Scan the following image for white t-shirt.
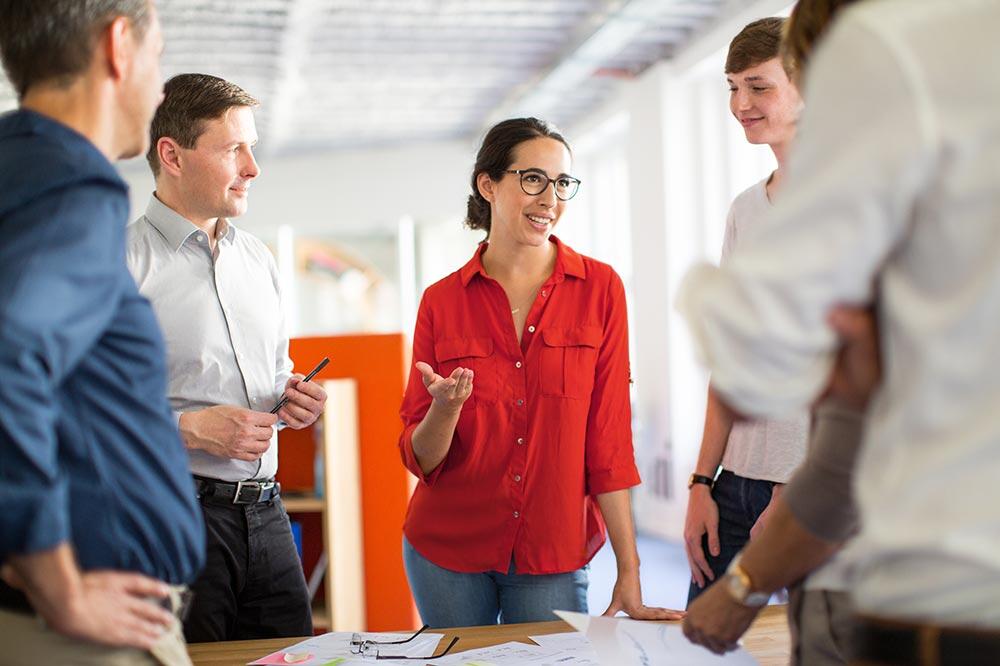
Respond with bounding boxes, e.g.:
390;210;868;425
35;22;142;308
718;179;809;484
679;0;1000;625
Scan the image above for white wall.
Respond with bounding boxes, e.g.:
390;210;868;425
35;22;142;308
120;139;474;242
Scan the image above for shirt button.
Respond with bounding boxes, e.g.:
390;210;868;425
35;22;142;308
513;511;520;518
541;290;547;297
514;475;521;482
516;399;524;406
515;361;522;368
196;234;205;242
527;325;536;333
516;438;524;445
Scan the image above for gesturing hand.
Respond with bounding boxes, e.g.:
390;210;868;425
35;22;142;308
415;361;474;411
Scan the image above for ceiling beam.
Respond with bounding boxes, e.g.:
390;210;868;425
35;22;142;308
482;0;679;130
262;0;324;154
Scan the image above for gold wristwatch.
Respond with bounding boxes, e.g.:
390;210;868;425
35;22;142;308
724;553;769;608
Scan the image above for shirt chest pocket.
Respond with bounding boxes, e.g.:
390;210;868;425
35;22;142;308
434;336;497;408
229;269;280;341
539;326;602;399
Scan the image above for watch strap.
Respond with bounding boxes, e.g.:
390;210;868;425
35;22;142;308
725;554;770;608
688;473;715;489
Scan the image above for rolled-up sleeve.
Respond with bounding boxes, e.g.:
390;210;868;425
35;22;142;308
785;402;864;542
676;16;933;418
398;294;445;486
0;185;123;559
585;271;640;495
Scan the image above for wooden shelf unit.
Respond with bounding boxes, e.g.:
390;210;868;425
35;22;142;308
281;495;325;513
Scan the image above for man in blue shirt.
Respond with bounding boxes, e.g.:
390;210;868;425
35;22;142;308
0;1;204;663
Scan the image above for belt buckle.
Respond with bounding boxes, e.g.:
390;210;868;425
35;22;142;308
233;480;265;504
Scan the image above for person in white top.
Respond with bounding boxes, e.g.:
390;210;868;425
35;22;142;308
687;5;866;664
683;17;808;606
679;0;1000;660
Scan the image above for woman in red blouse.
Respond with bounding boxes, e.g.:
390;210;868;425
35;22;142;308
398;117;682;627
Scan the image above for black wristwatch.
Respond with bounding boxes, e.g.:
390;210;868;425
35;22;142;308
688;473;715;490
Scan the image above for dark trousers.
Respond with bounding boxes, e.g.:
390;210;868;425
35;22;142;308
184;496;312;642
686;469;774;606
851;615;1000;666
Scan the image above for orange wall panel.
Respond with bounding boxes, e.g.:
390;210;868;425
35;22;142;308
277;333;415;631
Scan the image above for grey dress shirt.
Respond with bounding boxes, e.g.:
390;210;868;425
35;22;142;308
127;194;293;481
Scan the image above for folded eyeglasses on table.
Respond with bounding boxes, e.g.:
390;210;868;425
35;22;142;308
349;624;459;660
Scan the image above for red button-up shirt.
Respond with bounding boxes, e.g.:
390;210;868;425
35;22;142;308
399;236;641;575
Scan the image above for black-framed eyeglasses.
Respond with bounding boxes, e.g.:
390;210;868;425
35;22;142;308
349;624;459;660
505;168;581;201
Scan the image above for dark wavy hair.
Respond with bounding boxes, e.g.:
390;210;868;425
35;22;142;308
465;117;571;235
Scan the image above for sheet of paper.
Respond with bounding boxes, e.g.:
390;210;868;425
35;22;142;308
528;631;600;664
529;631;590;648
434;640;598;666
248;630;445;666
555;611;758;665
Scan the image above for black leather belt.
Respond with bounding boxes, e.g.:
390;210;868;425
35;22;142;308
194;476;280;505
854;615;1000;665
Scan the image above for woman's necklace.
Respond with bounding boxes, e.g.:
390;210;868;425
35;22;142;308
511;293;538;315
510;283;548;315
509;295;529;316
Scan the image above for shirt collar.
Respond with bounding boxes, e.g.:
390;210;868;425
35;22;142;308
458;235;586;287
144;193;236;252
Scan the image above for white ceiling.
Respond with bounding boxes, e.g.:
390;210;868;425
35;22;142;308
0;0;754;155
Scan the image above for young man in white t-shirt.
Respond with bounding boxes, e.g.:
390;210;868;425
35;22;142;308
683;17;806;605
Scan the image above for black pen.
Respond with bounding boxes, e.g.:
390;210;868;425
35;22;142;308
270;357;330;414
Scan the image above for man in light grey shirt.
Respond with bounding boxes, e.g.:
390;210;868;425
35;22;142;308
127;74;327;642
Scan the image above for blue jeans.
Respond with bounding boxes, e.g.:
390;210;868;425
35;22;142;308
402;536;588;627
686;470;774;607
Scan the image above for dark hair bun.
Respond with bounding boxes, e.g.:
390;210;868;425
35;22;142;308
465;193;490;231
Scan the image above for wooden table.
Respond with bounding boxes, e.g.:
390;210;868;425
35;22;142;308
189;604;790;665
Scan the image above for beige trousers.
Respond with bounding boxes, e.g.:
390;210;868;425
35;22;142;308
0;587;191;666
788;585;854;666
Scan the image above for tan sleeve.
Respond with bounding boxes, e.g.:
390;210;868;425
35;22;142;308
783;402;865;542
